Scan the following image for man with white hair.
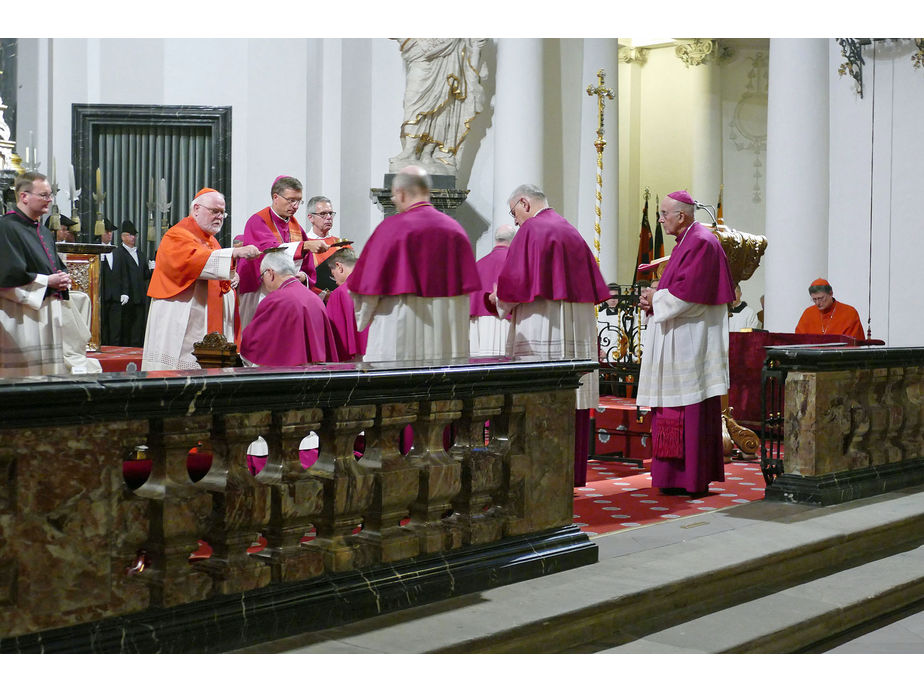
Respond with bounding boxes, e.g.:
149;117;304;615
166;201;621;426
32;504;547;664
240;251;338;367
636;190;735;496
492;184;610;486
469;223;515;357
141;187;259;371
347;165;479;362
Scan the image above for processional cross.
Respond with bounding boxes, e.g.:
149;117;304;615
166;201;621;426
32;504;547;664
586;69;615;265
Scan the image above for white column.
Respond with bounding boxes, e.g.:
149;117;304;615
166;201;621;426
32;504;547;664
689;59;723;215
576;39;620;284
763;39;830;332
493;39;544;233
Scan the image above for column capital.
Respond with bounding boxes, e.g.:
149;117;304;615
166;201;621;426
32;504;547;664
674;39;715;68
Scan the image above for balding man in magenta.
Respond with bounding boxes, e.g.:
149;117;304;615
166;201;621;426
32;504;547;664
636;190;735;496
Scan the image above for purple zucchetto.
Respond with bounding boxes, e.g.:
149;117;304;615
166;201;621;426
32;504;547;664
667;190;695;205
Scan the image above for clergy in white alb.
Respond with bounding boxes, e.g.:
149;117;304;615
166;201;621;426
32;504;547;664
492;184;609;487
141;188;260;371
0;172;73;376
636;190;735;495
347;167;480;363
469;224;514;357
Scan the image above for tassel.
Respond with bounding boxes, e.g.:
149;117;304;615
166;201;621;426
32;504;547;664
48;211;61;231
71;216;81;233
94;216;106;237
654;411;684;459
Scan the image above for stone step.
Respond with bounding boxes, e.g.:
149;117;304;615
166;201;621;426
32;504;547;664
599;544;924;653
235;487;924;653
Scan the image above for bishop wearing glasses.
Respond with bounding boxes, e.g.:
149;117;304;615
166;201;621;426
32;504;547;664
141;188;260;372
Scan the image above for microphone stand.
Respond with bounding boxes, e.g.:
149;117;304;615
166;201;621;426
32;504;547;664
694;201;719;228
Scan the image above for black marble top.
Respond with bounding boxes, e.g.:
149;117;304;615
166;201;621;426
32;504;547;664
0;357;597;429
764;344;924;372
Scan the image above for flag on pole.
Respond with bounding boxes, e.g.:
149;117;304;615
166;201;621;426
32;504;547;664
653;194;665;260
632;191;654;284
716;184;724;225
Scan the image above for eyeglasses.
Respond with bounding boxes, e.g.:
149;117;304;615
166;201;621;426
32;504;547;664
309;210;336;218
508;199;523;218
260;268;274;280
198;204;228;219
659;210;681;219
28;191;55;201
276;194;302;207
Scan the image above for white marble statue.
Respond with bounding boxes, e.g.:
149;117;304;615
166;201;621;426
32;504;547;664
389;38;488;177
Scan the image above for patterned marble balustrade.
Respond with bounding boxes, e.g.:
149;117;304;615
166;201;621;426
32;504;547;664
0;357;598;652
762;345;924;505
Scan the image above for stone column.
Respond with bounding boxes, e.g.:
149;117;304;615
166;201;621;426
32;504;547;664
493;38;544;230
764;39;830;332
689;59;723;215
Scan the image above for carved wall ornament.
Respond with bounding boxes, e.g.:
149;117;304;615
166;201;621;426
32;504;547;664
729;52;768;203
618;46;648;66
674;39;715;68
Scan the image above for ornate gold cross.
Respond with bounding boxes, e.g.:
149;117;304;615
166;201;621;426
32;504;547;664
586;69;615;152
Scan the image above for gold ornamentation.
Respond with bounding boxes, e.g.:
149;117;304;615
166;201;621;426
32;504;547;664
913;39;924;69
585;69;615;267
712;226;768;285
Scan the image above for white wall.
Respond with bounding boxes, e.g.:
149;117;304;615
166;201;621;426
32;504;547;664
828;40;924;346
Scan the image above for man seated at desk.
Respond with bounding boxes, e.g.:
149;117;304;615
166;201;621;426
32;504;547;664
794;278;864;340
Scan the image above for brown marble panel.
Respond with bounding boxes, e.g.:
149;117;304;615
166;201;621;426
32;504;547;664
514;390;575;532
0;421;150;637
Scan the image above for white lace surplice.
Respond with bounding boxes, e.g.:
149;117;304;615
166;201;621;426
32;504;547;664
499;297;599;410
354;293;470;363
0;274;66;377
141;249;235;371
636;289;729;408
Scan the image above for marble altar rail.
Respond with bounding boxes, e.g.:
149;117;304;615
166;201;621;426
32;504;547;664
0;358;598;652
762;345;924;505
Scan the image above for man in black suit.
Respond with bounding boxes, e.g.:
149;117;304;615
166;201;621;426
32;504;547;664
116;220;152;347
99;218;121;345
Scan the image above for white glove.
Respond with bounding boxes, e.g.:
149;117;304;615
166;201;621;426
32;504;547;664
120;295;129;305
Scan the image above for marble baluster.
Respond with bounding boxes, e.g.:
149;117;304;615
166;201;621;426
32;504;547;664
194;412;273;594
445;394;506;547
355;402;420;565
866;368;890;467
308;405;377;573
261;409;326;583
138;415;213;608
884;367;906;464
407;399;463;554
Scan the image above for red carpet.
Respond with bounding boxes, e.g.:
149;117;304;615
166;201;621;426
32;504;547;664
574;457;766;537
91;345;143;372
